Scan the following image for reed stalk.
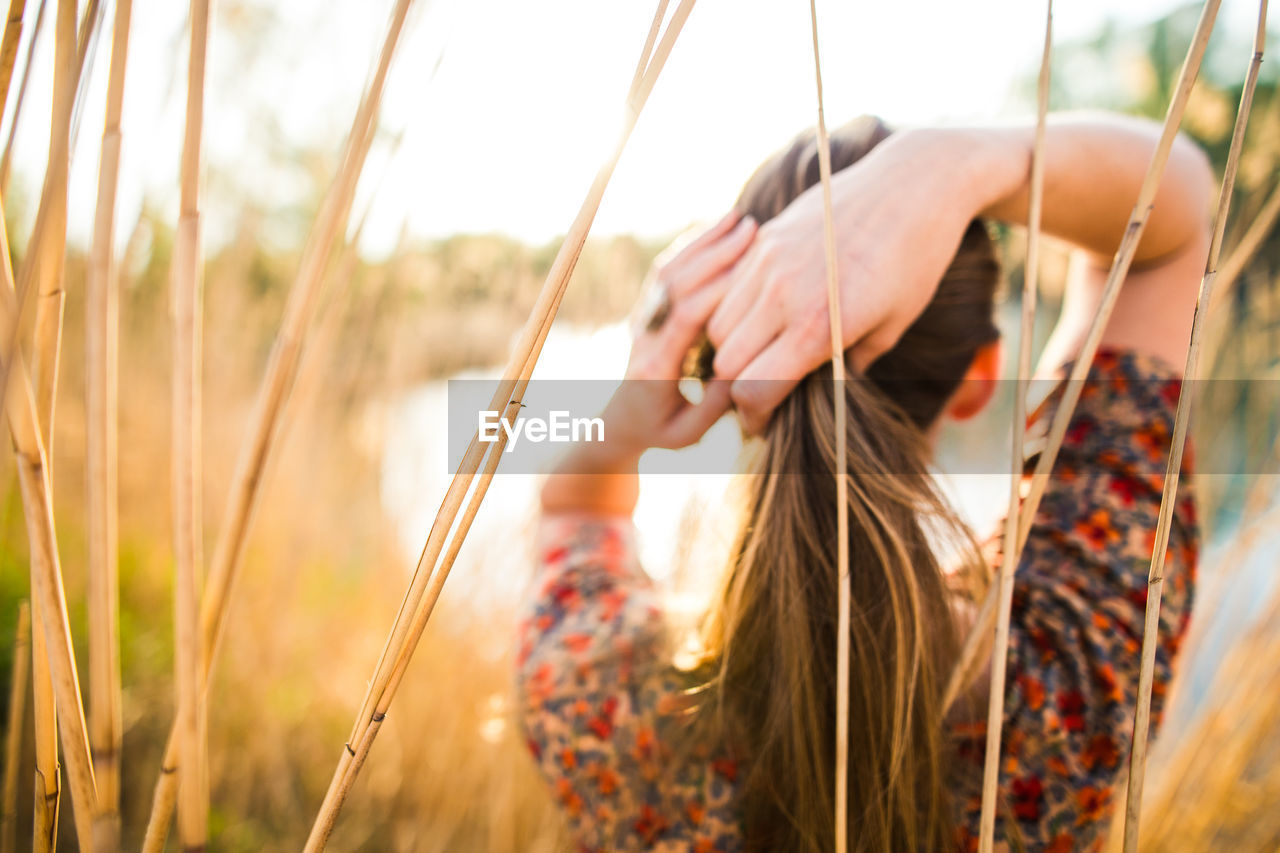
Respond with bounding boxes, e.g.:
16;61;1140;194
945;0;1223;713
977;5;1051;851
305;398;518;853
1163;426;1280;723
29;614;56;853
26;0;74;454
68;0;105;149
1121;4;1266;848
11;6;76;846
139;4;412;849
626;0;667;105
171;0;212;848
0;0;42;192
1208;179;1280;316
0;0;27;118
0;600;29;853
0;196;95;853
304;3;696;847
85;0;131;847
805;3;848;849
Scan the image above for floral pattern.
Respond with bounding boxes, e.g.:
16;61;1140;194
516;348;1198;852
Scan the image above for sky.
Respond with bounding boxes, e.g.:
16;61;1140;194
4;0;1272;256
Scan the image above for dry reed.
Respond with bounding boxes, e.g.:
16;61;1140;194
0;0;27;117
303;2;697;847
1121;2;1267;848
1209;178;1280;315
27;0;74;454
67;0;105;151
0;197;96;853
0;600;29;853
804;2;849;849
85;0;132;847
945;0;1223;712
2;3;80;848
139;2;414;849
0;0;42;192
978;4;1051;850
1168;424;1280;691
171;0;212;849
29;613;55;853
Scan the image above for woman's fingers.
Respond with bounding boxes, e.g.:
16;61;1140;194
730;330;823;434
663;215;757;300
710;296;784;381
663;379;733;447
649;270;732;376
705;252;763;348
684;209;740;254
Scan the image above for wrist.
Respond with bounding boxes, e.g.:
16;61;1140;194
553;433;644;476
541;440;641;516
894;125;1032;221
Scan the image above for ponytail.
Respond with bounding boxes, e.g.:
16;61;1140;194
685;115;1001;851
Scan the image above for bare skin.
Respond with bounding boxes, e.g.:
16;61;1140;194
541;111;1213;518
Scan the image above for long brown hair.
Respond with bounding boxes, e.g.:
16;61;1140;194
689;116;1001;852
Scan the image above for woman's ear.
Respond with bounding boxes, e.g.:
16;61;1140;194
943;339;1003;421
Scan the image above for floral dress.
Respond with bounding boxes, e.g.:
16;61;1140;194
515;349;1199;852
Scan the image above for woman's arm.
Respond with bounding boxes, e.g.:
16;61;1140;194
706;112;1214;430
539;213;751;516
975;113;1212;264
540;441;642;516
969;113;1214;374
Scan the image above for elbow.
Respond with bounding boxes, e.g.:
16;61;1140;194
1140;130;1214;264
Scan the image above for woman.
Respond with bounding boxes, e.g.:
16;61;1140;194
517;113;1207;851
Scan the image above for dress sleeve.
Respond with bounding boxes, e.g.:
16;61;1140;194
515;514;672;850
957;349;1201;851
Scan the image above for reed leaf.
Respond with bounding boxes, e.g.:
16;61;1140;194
0;0;43;192
171;0;213;849
0;0;27;118
978;4;1051;851
804;2;850;849
0;600;29;853
85;0;132;847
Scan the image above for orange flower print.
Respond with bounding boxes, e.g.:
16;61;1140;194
1075;785;1111;824
1081;733;1120;770
1057;689;1087;733
1108;475;1142;507
633;804;669;843
711;757;739;783
1076;508;1120;550
1018;674;1046;711
1046;832;1076;853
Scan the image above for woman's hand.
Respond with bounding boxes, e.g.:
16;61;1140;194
539;212;755;515
704;115;1213;433
706;128;998;434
